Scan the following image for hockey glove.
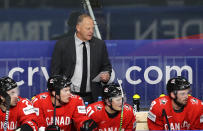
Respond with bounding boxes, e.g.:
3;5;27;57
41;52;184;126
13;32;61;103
19;124;33;131
81;119;97;131
45;125;60;131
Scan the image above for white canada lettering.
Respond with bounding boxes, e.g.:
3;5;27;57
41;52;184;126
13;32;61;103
0;121;17;130
164;121;190;130
46;116;71;126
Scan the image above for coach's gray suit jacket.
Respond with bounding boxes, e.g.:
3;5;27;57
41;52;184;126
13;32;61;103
51;36;112;101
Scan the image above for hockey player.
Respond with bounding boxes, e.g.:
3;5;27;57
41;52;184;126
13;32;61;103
147;76;203;130
86;83;136;131
31;75;97;131
0;76;38;131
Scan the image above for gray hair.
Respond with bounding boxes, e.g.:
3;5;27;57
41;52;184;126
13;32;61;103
76;14;92;25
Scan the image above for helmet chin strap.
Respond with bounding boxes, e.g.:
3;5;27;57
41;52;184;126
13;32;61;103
58;96;64;105
53;90;64;106
55;95;64;106
108;99;120;112
109;104;119;112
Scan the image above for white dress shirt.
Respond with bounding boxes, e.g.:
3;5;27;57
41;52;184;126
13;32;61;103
71;34;91;92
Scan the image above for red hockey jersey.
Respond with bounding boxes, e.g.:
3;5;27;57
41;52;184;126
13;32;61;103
147;95;203;130
86;101;136;131
0;97;38;131
31;92;89;131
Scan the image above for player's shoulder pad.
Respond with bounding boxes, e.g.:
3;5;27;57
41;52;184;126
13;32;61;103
188;96;201;106
149;96;170;111
70;94;83;101
31;92;49;103
124;104;133;111
16;97;36;115
37;92;49;99
158;96;169;105
18;97;30;103
89;101;104;112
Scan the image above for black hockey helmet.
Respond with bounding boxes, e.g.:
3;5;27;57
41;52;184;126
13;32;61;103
0;77;17;97
103;83;122;100
47;75;72;95
167;76;190;94
0;77;17;105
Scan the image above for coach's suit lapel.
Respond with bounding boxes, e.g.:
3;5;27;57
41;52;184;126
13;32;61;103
69;36;76;63
89;38;95;79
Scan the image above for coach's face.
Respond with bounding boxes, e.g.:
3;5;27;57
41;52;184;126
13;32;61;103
76;17;94;42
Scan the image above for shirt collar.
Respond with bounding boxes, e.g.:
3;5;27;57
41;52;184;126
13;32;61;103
75;33;83;46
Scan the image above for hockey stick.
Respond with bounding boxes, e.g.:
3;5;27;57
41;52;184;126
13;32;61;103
53;94;57;126
117;79;124;131
4;110;9;131
46;94;60;131
4;95;11;131
162;109;170;130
